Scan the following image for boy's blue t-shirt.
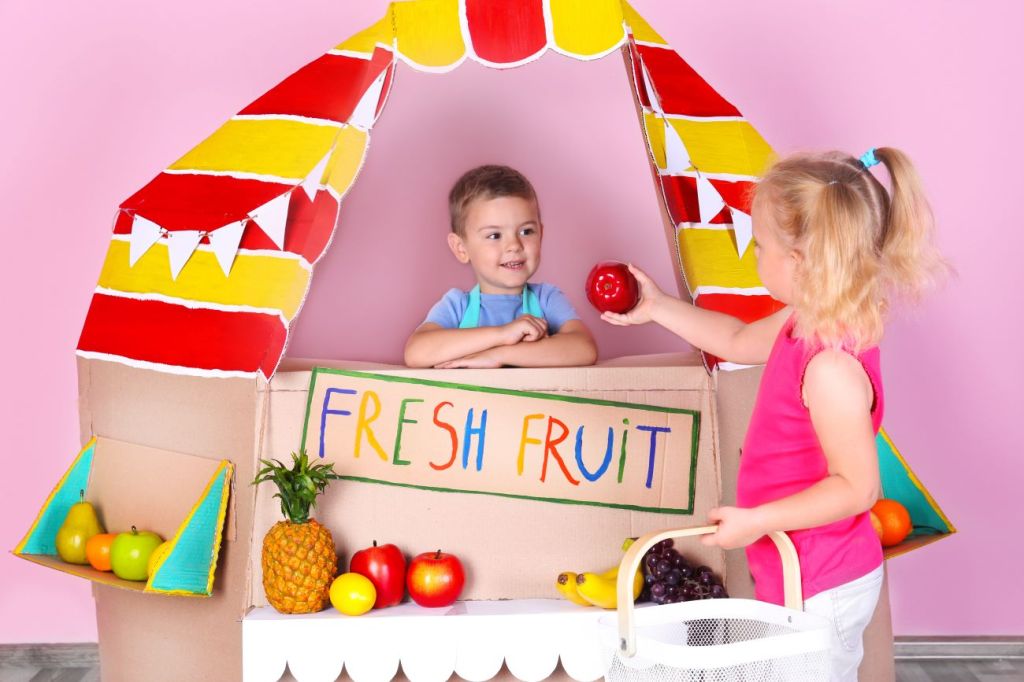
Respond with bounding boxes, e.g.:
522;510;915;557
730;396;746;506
423;283;579;333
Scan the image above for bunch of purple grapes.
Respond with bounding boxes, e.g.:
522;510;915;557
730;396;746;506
639;539;727;604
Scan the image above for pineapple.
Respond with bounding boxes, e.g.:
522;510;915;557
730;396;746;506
253;450;341;614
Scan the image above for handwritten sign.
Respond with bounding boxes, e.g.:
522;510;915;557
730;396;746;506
301;369;701;514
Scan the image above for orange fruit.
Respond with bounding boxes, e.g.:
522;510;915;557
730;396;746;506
869;512;884;541
85;533;116;572
871;499;912;547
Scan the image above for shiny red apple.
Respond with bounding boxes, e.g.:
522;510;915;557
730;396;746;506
350;540;406;608
406;550;465;608
586;261;639;314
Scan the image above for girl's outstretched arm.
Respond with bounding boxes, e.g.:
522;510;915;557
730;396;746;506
601;264;791;365
702;349;880;549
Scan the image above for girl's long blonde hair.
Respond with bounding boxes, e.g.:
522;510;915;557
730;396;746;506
753;147;946;350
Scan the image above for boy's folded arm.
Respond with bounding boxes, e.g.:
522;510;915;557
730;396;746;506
404;322;510;368
489;319;598;368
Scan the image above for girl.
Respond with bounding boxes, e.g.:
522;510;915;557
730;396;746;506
603;148;945;680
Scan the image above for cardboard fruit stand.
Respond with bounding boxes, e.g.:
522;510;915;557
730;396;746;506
13;1;954;681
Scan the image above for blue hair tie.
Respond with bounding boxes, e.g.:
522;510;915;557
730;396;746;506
859;148;880;169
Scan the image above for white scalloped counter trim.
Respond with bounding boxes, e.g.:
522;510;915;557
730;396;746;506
243;600;614;682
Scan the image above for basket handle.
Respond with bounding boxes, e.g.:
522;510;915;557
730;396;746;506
616;526;802;657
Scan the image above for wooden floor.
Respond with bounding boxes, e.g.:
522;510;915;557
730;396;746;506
2;660;1024;681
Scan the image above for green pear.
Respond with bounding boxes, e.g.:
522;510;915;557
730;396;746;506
55;491;104;564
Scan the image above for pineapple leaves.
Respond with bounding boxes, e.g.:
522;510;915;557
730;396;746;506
251;450;342;524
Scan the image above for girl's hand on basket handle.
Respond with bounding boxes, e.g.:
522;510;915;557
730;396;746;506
701;506;767;550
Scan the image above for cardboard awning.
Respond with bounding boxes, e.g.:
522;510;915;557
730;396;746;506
76;0;778;380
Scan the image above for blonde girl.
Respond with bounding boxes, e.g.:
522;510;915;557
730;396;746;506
604;148;944;680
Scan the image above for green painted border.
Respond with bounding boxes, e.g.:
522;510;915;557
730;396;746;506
300;367;702;515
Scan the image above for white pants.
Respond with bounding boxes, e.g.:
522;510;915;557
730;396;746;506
803;565;884;682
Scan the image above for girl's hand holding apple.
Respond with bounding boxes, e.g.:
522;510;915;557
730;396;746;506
598;264;664;327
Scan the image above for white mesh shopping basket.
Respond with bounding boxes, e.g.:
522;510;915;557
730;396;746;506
599;526;831;682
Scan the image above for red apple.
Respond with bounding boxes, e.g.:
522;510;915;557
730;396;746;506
407;550;465;608
586;261;639;314
349;540;406;608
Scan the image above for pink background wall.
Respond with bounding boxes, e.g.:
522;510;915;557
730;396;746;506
1;0;1020;642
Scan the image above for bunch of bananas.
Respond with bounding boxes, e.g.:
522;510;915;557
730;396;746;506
554;538;642;609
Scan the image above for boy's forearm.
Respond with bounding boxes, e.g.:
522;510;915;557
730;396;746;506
490;331;597;367
405;327;507;367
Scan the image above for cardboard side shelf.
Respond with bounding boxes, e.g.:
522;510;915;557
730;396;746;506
13;436;233;596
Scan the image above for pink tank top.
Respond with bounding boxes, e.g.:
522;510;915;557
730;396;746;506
737;314;884;606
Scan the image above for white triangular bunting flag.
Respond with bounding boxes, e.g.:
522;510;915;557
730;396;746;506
300;150;332;201
250;192;291;249
129;214;163;266
165;229;203;280
664;119;691;173
729;206;754;256
641;62;662;114
696;172;726;225
350;69;388;130
208;219;247;276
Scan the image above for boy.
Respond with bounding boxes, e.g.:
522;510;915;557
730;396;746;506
404;165;598;368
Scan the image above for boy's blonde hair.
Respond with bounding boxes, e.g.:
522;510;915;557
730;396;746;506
754;148;946;350
449;165;539;236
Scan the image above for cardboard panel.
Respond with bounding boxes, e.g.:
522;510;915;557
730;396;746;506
252;356;725;606
78;359;260;681
304;369;701;514
14;436;231;597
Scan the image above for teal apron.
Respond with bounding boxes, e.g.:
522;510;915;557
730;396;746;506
458;284;543;329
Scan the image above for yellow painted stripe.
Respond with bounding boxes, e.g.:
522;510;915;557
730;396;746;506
677;228;763;290
550;0;625;57
880;429;957;533
668;118;774;177
621;1;667;44
326;125;369;197
14;438;97;555
100;241;310;320
393;0;466;69
643;111;667;168
335;8;394;54
168;119;339;180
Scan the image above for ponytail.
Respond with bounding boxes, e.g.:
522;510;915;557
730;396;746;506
873;147;948;303
755;147;947;350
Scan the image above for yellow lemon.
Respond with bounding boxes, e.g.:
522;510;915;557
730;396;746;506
330;573;376;616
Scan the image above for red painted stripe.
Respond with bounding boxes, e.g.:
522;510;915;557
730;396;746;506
466;0;547;64
637;45;741;117
627;41;652;110
660;176;756;224
77;293;287;378
375;63;396;120
695;292;784;323
710;178;757;215
695;293;785;369
279;190;339;264
114;176;337;261
239;50;392;123
119;173;293;233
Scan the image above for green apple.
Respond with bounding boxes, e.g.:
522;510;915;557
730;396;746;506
110;526;163;581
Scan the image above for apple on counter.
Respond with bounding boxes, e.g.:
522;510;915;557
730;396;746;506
407;550;465;608
350;540;406;609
